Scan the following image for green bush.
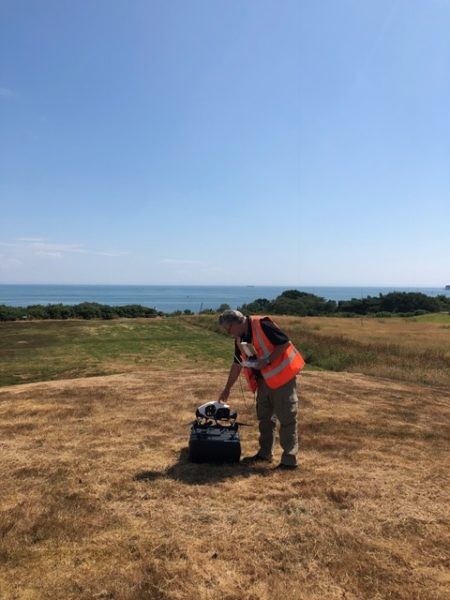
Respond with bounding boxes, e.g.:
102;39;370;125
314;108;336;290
240;290;336;317
0;302;160;321
0;305;22;321
338;292;444;315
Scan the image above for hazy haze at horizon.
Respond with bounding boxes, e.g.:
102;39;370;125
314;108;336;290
1;1;449;286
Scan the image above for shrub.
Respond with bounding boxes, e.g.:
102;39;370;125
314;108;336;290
240;291;336;317
217;303;231;313
0;305;22;321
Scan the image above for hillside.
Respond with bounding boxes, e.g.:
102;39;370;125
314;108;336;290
1;368;449;600
1;315;449;389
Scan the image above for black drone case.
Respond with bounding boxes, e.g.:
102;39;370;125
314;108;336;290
189;423;241;463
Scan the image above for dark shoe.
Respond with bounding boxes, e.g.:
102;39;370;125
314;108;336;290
274;463;298;471
242;453;273;464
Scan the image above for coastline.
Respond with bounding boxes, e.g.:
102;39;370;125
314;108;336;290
0;284;449;313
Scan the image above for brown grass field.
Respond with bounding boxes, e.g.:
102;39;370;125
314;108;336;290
1;361;450;599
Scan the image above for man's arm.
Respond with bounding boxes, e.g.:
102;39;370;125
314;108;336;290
218;362;242;402
251;340;290;369
266;340;290;364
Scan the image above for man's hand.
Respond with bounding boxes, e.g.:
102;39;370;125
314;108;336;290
218;362;241;403
248;357;269;370
218;388;230;403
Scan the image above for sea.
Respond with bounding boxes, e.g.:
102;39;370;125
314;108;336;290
0;284;449;314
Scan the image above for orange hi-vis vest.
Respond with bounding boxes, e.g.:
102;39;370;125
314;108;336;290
240;316;305;393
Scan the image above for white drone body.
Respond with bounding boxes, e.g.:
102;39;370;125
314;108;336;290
196;401;237;421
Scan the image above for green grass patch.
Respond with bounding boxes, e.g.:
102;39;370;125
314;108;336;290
0;318;232;387
412;312;450;323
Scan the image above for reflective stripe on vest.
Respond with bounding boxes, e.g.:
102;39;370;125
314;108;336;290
263;346;299;382
243;316;304;390
252;321;271;357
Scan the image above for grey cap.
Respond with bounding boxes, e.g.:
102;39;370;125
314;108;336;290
218;309;245;326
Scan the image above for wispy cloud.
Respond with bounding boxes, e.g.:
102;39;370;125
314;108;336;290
17;237;45;243
0;238;128;259
95;251;129;257
0;87;14;97
0;253;22;270
35;251;63;258
31;241;87;254
160;258;203;266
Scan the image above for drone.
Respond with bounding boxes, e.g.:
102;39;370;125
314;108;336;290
190;401;241;462
195;401;237;423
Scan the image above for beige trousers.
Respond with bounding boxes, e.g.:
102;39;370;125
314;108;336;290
256;376;299;466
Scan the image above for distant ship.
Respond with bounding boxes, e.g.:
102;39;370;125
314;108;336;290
446;285;450;290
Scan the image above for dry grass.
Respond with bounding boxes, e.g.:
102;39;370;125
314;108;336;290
1;368;449;599
292;315;450;351
2;316;450;389
271;316;450;388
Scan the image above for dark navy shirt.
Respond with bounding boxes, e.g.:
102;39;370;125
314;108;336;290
233;317;289;364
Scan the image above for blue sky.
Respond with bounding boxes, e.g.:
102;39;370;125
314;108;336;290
1;0;449;286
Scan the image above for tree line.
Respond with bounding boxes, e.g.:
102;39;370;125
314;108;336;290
0;302;162;321
239;290;450;317
1;290;449;321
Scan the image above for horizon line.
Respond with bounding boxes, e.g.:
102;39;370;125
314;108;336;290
0;283;448;288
